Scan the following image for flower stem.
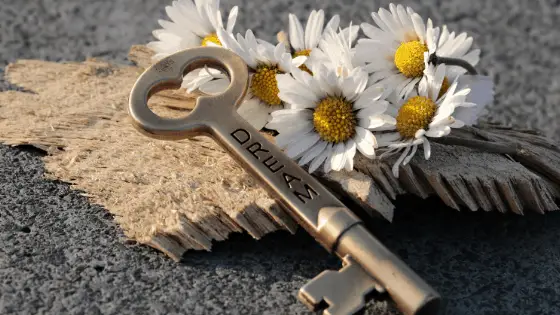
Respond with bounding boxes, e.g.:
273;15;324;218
428;54;478;75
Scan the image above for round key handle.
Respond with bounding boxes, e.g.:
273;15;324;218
128;46;249;141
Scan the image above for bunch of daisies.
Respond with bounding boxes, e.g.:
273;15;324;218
148;0;494;177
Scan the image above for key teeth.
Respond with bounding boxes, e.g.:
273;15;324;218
297;287;327;312
298;257;382;315
298;270;339;312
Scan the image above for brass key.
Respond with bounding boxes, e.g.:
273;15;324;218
128;46;442;315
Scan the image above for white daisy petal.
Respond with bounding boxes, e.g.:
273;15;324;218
278;52;293;73
438;25;450;47
299;141;328;166
270;108;311;118
323;145;334;173
289;13;305;51
410;13;426;43
430;64;447;101
275;123;314;148
304;11;319;49
425;127;447;138
237;99;272;130
378;8;401;39
392;145;412;178
285;133;321;159
423;138;431;159
278;92;316;109
360;114;397;129
425;19;440;53
330;142;347;171
325;15;341;33
355;127;376;158
278;80;318;103
198;78;230;95
226;6;238;33
183;73;213;93
415;129;426;139
309;144;332;173
357;105;392;119
370;124;399;132
291;56;308;68
453;76;494;126
354;92;387;110
341;75;360;100
429;116;455;129
450;119;465;129
266;112;312;130
402;144;419;166
274;42;286;62
376;132;401;147
344;139;357;171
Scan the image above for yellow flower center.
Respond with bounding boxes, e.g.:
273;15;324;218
251;65;282;106
396;96;437;138
394;40;428;78
293;49;312;74
201;33;222;47
438;77;450;99
313;96;357;143
293;49;311;57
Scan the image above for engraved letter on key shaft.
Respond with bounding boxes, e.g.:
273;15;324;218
230;128;319;205
231;129;250;145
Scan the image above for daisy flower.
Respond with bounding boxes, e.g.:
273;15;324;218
376;63;475;177
216;28;307;130
356;3;483;101
286;10;341;73
266;65;395;173
147;0;238;94
355;3;440;98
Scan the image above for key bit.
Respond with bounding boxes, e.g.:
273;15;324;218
128;46;442;315
299;256;385;315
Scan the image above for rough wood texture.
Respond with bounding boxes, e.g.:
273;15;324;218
0;58;298;261
0;46;558;261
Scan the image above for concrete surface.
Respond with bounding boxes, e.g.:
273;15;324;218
1;0;560;314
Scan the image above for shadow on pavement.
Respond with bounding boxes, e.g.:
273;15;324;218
186;195;560;314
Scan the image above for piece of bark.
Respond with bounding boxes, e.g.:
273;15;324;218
0;58;296;261
1;47;559;262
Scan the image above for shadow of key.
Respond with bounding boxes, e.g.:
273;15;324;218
184;194;560;315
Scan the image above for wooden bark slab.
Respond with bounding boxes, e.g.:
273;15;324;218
0;58;299;261
0;46;558;261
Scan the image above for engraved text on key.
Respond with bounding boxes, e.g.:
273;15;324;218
231;128;319;204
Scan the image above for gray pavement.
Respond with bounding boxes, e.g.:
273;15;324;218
1;0;560;314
